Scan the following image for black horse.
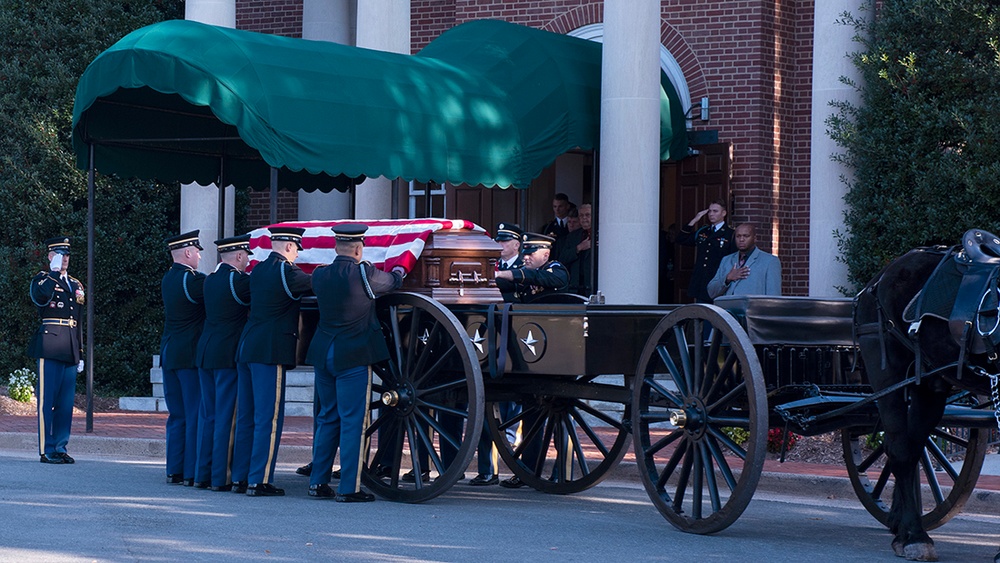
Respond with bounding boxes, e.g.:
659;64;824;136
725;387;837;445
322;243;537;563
854;230;998;561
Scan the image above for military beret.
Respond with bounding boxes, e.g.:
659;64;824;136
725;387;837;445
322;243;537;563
165;230;203;251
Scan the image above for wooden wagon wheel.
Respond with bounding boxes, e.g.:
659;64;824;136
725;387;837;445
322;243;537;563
631;304;768;534
842;398;989;530
483;374;632;494
360;292;484;503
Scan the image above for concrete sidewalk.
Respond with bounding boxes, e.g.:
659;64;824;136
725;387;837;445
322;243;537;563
3;411;999;515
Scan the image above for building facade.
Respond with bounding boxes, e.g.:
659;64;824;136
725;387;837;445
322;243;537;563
184;0;858;299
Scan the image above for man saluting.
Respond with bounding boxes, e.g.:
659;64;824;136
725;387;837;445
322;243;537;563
28;236;85;465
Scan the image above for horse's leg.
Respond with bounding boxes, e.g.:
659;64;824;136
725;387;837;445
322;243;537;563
898;381;946;561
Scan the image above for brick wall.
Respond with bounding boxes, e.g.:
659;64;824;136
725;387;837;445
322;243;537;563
246;190;301;230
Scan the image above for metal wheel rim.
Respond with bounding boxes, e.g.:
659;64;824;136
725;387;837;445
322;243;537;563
484;376;632;494
841;423;987;530
631;304;767;534
361;292;484;502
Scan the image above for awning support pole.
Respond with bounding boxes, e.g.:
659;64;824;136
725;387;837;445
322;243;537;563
391;178;401;219
269;167;278;224
86;143;96;433
591;150;599;295
217;157;226;240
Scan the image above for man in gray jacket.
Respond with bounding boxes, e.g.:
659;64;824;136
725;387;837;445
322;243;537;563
707;224;782;299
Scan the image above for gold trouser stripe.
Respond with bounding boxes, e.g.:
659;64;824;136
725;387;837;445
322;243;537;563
37;359;46;456
354;366;373;493
263;366;284;483
491;443;500;475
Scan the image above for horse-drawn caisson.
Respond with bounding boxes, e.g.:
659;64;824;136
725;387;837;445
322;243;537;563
262;220;994;562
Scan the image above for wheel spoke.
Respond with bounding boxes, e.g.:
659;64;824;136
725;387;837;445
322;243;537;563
645;427;684;458
416;377;468;398
872;464;891;500
646;377;684;409
856;441;885;473
405;420;425;490
672;325;694;396
673;442;694;513
416;398;469;420
705;433;738;491
706;425;748;461
404;307;422;378
925;435;960;482
568;404;610;457
692;319;704;395
699;441;722;513
706;380;746;413
702;351;737;403
564;414;590;478
511;406;546;460
414;407;463;452
389;305;405;373
691;442;704;520
657;344;689;397
656;437;686;491
534;415;557;477
413;417;447;478
700;329;723;396
920;448;946;505
409;321;443;382
570;398;626;431
413;342;458;387
929;427;970;449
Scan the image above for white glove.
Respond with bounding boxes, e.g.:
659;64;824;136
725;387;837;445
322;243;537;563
50;254;63;271
77;361;84;374
392;266;406;277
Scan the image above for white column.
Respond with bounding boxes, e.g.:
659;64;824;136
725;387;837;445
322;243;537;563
809;0;862;295
183;0;236;271
597;3;661;304
299;0;356;221
354;0;410;220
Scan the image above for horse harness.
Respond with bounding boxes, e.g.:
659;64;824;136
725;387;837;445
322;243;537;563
854;229;1000;431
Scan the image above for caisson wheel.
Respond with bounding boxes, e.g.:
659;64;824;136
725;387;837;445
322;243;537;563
631;304;767;534
361;293;484;503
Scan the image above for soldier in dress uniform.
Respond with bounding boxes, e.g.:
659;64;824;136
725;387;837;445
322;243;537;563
493;232;569;488
236;226;312;497
194;234;252;491
306;224;404;502
494;233;569;304
494;222;524;303
28;236;84;465
675;200;735;303
161;230;207;485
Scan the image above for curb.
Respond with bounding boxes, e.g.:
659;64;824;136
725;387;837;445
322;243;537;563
3;431;998;517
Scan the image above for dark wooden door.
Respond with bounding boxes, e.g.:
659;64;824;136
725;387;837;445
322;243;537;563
445;184;522;234
660;142;732;304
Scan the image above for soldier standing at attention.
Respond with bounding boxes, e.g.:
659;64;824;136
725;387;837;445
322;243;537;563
236;227;312;497
306;224;404;502
675;200;734;303
161;231;207;485
194;234;252;492
28;237;84;465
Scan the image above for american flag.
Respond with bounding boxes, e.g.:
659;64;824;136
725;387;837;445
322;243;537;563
248;218;485;274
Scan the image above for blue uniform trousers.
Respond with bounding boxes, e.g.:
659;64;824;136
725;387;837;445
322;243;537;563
475;401;523;476
36;359;76;457
230;363;253;484
246;363;287;485
162;367;201;478
309;343;371;495
210;367;239;487
195;368;216;483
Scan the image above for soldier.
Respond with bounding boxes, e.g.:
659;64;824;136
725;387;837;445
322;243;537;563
236;226;312;497
161;230;207;485
194;234;252;491
28;236;84;465
493;232;569;488
494;222;524;303
306;224;404;502
676;200;735;303
494;233;569;303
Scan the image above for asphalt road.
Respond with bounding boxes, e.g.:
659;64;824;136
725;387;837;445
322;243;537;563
0;449;996;562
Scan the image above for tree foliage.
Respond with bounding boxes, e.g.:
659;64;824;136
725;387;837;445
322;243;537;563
0;0;184;395
829;0;1000;291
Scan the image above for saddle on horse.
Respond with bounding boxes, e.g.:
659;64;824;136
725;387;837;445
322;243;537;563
900;229;1000;375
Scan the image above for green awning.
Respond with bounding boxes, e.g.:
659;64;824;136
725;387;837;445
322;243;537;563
72;18;687;190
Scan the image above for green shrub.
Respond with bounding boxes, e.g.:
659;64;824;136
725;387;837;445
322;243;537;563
828;0;1000;291
7;368;37;403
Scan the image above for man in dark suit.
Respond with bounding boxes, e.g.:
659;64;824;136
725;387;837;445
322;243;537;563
556;203;593;296
306;224;404;502
676;200;734;303
194;234;252;491
538;192;572;240
160;230;207;485
28;236;84;465
236;226;312;497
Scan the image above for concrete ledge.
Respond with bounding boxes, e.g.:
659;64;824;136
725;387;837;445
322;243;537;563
118;397;167;412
